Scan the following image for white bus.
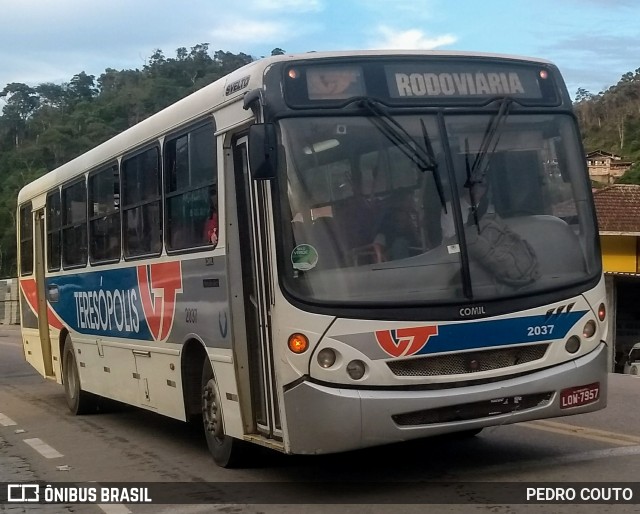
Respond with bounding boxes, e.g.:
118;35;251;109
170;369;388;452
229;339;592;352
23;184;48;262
17;50;608;467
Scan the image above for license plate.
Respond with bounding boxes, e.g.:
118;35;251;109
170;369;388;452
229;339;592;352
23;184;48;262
560;382;600;409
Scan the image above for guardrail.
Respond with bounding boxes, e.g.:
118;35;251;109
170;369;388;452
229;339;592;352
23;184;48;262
0;278;19;325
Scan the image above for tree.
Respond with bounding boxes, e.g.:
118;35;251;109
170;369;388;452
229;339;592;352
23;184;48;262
0;47;262;276
36;83;67;110
68;72;97;103
616;162;640;185
574;88;593;103
0;83;39;147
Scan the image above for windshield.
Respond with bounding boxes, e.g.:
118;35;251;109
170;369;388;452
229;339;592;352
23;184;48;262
277;112;599;305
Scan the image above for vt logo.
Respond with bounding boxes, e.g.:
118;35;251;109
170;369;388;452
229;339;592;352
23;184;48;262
137;262;183;341
375;326;438;357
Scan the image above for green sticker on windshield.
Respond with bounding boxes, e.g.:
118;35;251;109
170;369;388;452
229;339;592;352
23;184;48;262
291;244;319;271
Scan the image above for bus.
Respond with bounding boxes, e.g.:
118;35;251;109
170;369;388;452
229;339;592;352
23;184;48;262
17;50;608;467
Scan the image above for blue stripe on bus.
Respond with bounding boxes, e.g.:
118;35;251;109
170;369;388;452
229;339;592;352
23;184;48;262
46;269;153;340
415;311;589;355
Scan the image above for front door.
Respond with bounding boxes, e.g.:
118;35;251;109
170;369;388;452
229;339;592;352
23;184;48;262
233;137;281;439
33;208;54;377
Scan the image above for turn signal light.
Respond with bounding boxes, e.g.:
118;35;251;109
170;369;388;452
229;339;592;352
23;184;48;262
288;333;309;354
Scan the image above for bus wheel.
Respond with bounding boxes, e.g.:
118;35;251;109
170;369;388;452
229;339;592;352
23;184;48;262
62;336;96;415
201;360;246;467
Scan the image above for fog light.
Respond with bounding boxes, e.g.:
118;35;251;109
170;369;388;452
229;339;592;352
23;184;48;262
583;320;596;338
317;348;336;368
346;359;366;380
288;333;309;354
565;336;581;354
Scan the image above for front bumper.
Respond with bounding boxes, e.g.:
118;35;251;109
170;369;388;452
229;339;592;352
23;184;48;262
283;342;608;454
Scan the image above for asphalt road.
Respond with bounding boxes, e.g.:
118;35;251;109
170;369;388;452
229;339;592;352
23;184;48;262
1;324;640;513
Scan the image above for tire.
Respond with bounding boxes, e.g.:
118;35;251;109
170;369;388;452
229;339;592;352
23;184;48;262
201;359;247;467
62;335;97;415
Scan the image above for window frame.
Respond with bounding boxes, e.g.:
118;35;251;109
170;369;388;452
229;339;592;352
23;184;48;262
121;144;163;260
19;202;34;276
163;121;218;254
88;162;121;266
61;178;88;270
46;189;62;272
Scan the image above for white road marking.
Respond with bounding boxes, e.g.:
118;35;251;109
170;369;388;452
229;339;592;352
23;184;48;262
89;481;132;514
459;443;640;479
23;437;64;458
0;413;17;426
521;419;640;446
97;504;133;514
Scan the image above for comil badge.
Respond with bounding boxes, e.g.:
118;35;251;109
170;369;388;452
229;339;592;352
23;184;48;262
375;326;438;357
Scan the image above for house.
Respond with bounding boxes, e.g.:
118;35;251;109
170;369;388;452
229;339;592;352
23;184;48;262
593;184;640;371
586;150;632;185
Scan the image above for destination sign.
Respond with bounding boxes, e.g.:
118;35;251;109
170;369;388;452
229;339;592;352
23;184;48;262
385;63;545;100
282;59;559;107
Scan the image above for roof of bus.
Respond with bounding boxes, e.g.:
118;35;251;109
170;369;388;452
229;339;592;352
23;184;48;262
17;49;554;204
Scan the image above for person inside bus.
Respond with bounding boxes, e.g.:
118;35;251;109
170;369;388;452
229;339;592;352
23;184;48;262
203;186;219;246
372;195;419;261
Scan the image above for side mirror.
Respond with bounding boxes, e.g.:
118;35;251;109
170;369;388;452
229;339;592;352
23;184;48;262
248;123;277;180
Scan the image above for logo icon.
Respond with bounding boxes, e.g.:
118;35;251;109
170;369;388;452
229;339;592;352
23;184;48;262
375;326;438;357
7;484;39;502
137;262;183;341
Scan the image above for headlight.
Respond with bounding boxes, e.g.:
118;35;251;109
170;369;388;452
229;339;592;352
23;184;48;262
565;336;581;354
317;348;337;368
346;360;366;380
583;320;596;339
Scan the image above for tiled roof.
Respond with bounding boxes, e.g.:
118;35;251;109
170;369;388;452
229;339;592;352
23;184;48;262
586;150;620;158
593;184;640;234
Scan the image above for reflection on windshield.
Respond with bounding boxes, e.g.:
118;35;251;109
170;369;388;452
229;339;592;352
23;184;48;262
278;113;599;305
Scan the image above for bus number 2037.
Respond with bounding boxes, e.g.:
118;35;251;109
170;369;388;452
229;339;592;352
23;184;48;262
527;325;554;336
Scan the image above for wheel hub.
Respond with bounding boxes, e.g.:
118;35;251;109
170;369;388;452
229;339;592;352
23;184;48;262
202;379;223;439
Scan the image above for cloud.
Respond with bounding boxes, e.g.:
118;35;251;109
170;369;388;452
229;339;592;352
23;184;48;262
567;0;636;5
210;20;287;43
540;32;640;93
371;26;457;50
357;0;437;21
249;0;323;12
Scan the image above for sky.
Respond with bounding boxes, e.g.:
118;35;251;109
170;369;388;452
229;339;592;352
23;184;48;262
1;0;639;102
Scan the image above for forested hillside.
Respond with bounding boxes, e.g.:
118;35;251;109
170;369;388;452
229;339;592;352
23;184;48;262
0;45;639;278
0;45;288;277
574;69;640;183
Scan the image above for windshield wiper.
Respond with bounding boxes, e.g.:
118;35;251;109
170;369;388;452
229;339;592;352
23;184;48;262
467;97;512;187
420;118;446;213
464;97;512;231
352;97;446;210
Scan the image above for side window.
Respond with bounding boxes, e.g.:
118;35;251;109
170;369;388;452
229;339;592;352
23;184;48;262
46;191;61;272
122;147;161;258
19;203;33;276
165;123;217;251
89;165;121;264
62;180;88;268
